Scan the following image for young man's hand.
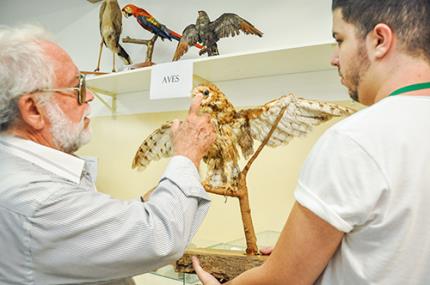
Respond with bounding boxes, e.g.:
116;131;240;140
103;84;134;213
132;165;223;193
192;256;221;285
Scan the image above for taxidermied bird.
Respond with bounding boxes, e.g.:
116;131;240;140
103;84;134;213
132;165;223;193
132;84;355;188
121;4;203;49
95;0;132;72
173;11;263;61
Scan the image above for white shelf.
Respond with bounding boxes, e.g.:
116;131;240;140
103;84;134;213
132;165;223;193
194;42;335;82
87;42;335;95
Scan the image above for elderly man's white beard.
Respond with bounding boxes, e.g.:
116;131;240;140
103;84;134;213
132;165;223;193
44;101;91;153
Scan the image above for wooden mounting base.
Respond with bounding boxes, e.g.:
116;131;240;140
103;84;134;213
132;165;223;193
176;248;268;282
81;71;109;76
129;61;155;69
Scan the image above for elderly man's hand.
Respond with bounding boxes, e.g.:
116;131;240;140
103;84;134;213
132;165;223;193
192;256;221;285
171;94;216;168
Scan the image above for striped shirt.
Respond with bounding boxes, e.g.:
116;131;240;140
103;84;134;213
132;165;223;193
0;135;210;285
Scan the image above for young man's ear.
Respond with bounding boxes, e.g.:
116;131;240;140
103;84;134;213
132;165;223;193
17;94;46;130
367;23;394;59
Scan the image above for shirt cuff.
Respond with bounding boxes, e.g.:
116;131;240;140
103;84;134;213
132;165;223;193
160;155;210;202
294;181;352;232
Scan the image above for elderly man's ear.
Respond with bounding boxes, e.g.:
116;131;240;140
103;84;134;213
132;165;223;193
17;94;46;130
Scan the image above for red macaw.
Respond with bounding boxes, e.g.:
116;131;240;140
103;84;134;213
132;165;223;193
122;4;203;49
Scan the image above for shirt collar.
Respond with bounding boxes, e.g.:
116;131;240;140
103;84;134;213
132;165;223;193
0;135;85;184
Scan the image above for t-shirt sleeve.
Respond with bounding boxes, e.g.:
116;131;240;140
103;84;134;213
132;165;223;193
294;129;388;233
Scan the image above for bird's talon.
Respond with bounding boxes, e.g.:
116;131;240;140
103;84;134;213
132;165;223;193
199;48;208;56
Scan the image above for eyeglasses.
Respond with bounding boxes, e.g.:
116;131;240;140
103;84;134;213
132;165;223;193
37;74;87;105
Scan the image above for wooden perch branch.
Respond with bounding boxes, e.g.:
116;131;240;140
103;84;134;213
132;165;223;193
122;36;152;45
122;35;158;65
203;184;239;197
242;105;288;176
237;105;288;255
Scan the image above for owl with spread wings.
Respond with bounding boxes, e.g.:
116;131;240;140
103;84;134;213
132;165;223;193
132;84;355;189
172;11;263;61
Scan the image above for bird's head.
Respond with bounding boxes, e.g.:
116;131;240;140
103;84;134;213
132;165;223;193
122;4;139;18
197;10;210;21
192;83;233;115
198;11;208;17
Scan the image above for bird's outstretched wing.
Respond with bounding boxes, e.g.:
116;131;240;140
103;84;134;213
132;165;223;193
172;24;200;61
211;13;263;39
240;94;355;147
132;122;174;170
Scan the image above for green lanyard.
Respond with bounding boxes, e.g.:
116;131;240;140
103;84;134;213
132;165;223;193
389;82;430;96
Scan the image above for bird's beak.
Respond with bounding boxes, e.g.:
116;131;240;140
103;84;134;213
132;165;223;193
121;9;130;18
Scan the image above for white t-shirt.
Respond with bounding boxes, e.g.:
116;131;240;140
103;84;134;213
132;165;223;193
295;95;430;284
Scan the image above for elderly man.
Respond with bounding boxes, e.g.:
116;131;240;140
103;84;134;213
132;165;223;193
194;0;430;284
0;25;215;284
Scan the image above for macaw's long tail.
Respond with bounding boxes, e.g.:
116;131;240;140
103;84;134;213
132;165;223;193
168;29;204;49
117;44;132;65
168;29;182;41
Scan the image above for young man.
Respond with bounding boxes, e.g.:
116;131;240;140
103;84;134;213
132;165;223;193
0;25;215;284
194;0;430;284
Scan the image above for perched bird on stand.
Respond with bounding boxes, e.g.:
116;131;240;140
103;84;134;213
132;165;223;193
132;84;355;188
133;83;355;256
95;0;132;72
173;11;263;61
122;4;179;41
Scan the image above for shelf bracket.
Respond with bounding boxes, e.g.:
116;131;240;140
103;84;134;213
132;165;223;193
87;87;117;116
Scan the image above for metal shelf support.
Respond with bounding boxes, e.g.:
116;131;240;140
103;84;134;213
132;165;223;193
88;86;117;116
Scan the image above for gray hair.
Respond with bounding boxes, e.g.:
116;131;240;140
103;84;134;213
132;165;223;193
0;25;55;132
